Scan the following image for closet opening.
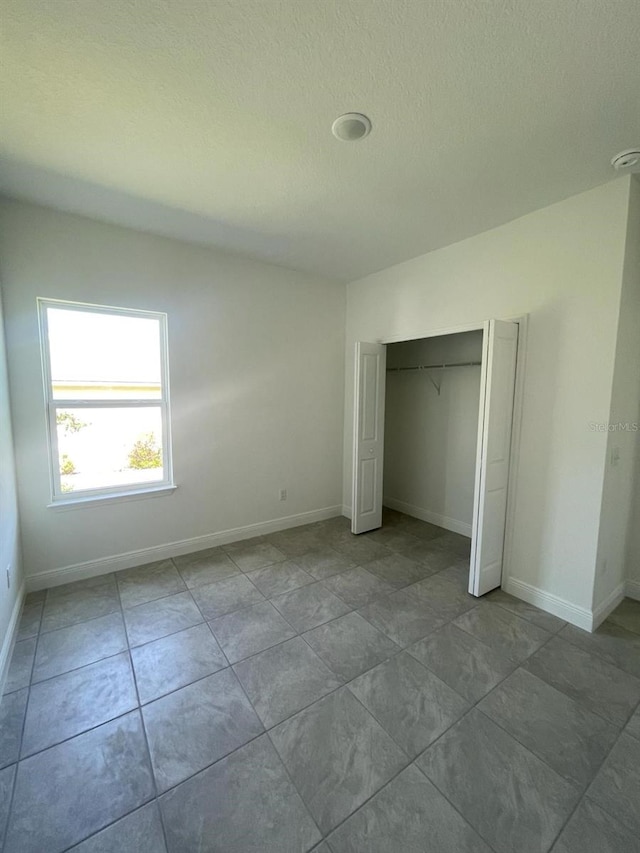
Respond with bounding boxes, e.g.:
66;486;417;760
351;320;520;596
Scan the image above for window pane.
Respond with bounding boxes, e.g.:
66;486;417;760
56;407;165;494
47;308;162;400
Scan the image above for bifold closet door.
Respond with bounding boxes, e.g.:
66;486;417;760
351;342;386;534
470;319;519;596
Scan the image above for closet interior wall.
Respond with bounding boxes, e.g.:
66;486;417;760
383;331;483;535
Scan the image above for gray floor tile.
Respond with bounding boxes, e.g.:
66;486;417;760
349;652;468;758
266;527;325;557
16;603;42;641
0;764;16;845
303;612;399;682
288;546;356;580
310;844;331;853
361;553;430;589
586;732;640;833
4;711;154;853
0;688;27;768
131;623;227;704
23;590;46;605
322;567;394;609
363;528;424;552
417;709;580;853
407;572;477;621
327;764;492;853
225;541;287;572
270;687;407;835
552;798;640;853
247;561;315;598
209;601;296;663
173;547;240;588
606;597;640;635
233;637;340;728
403;518;450;542
116;560;186;608
479;668;619;789
190;574;264;620
430;531;472;557
272;582;350;632
560;621;640;679
68;803;167;853
32;613;127;683
454;603;550;663
41;580;120;633
160;734;321;853
486;588;567;633
123;590;203;647
47;575;116;597
22;653;138;757
524;635;640;727
143;668;263;792
3;638;36;694
360;589;447;647
408;623;516;702
626;704;640;740
330;536;392;565
392;541;460;573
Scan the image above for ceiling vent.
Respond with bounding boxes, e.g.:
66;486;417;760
332;113;372;142
611;149;640;172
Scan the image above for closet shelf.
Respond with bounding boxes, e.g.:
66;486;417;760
386;361;481;395
386;361;481;372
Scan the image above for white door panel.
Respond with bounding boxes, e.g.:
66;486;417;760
352;342;386;534
470;320;518;596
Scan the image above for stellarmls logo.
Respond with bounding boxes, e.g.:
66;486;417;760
589;422;639;432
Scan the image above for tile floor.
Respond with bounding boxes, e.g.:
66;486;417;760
1;510;639;853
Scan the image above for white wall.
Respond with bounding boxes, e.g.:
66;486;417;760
0;200;346;586
597;175;640;604
384;332;482;533
627;438;640;598
344;179;632;619
0;285;23;685
594;176;640;611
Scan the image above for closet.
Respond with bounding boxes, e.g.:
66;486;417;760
351;319;519;596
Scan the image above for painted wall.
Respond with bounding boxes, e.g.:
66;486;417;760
384;332;483;533
598;175;640;602
0;200;346;585
0;285;23;682
344;179;631;617
627;437;640;597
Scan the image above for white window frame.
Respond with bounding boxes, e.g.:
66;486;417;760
38;298;175;507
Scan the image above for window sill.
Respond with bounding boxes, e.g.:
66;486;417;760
47;484;177;511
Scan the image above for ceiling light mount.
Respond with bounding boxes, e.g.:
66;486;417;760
332;113;372;142
611;148;640;172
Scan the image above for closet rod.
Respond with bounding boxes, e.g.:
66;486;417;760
386;361;481;373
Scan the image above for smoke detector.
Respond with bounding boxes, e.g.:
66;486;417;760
611;149;640;172
331;113;372;142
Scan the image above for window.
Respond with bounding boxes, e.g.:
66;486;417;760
38;299;173;505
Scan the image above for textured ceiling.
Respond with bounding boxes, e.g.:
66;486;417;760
1;0;639;280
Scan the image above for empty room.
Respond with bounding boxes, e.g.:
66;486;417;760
1;2;639;852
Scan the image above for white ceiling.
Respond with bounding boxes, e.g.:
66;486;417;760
1;0;639;281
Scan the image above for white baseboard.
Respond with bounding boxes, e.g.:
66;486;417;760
342;505;352;520
383;497;472;537
625;579;640;601
26;505;343;592
591;583;626;631
503;576;594;632
0;581;25;696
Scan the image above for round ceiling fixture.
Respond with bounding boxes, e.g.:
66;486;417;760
331;113;372;142
611;148;640;172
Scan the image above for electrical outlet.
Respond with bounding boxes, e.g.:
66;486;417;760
279;489;287;501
